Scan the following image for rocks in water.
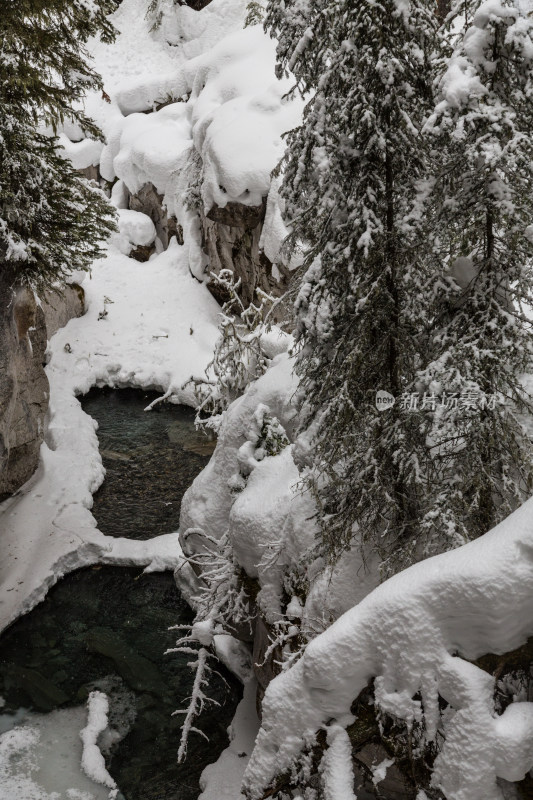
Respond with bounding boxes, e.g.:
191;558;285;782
165;422;215;456
2;664;69;711
81;388;212;540
100;449;132;463
0;566;241;800
84;627;167;696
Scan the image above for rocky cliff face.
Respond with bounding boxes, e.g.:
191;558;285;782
0;283;49;500
42;284;85;340
129;182;182;251
0;281;85;500
128;183;290;309
203;200;290;308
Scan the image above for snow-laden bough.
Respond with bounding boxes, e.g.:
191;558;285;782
243;496;533;800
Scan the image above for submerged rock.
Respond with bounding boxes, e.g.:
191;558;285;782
2;664;69;711
84;627;167;696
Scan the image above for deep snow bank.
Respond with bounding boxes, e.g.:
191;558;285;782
243;497;533;800
180;346;382;683
60;0;303;291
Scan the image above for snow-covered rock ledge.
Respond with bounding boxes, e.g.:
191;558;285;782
0;239;220;632
243;497;533;800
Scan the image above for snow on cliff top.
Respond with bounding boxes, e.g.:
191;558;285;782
244;496;533;800
99;23;302;211
75;0;303;214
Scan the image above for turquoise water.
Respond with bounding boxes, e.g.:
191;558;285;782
81;387;216;540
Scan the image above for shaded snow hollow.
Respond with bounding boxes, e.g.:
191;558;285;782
243;497;533;800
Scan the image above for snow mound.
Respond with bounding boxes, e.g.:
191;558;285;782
244;497;533;800
58;133;103;171
80;692;118;798
110;103;192;195
179;353;318;627
198;680;259;800
152;0;249;59
115;209;156;251
188;25;304;211
101;20;303;226
180;350;378;628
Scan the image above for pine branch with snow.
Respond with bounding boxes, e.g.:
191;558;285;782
266;0;440;573
168;527;254;761
168;642;221;763
417;0;533;548
0;0;117;292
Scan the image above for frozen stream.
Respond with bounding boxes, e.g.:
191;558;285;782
0;390;241;799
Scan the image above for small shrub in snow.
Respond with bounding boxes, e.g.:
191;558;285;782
244;1;265;27
185;269;277;424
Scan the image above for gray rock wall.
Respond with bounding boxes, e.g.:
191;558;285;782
202;200;290;308
129;182;182;250
42;283;85;340
0;283;49;500
128;182;289;310
0;281;85;500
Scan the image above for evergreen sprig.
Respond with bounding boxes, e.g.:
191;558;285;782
0;0;118;292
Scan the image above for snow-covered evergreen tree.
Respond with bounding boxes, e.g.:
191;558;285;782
0;0;118;292
266;0;439;572
418;0;533;548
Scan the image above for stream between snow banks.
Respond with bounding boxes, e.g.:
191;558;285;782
0;389;242;800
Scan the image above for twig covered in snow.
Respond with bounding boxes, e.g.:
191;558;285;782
168;527;253;761
183;269;277;422
168;642;220;762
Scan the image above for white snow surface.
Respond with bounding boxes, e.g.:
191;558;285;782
0;239;220;632
179;353;325;623
59;133;104;171
116;209;156;246
94;0;303;220
198;679;260;800
181;351;380;627
243;497;533;800
321;725;357;800
187;25;304;211
0;707;116;800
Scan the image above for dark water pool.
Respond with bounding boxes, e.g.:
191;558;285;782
0;568;241;799
0;390;241;799
81;387;215;539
